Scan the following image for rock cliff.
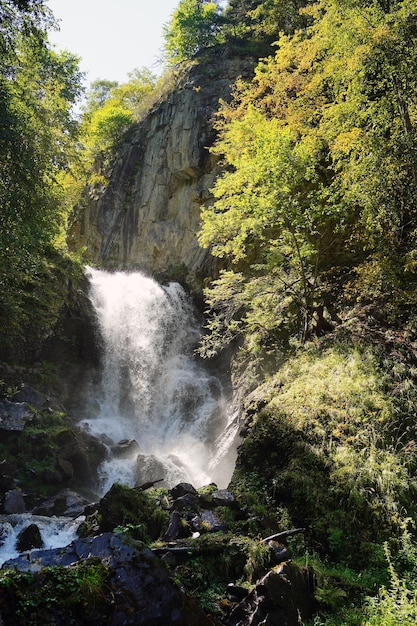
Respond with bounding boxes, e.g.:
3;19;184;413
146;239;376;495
68;52;254;290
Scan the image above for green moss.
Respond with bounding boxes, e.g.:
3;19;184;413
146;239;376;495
0;409;81;496
0;560;111;625
0;248;85;364
97;483;169;541
231;341;417;565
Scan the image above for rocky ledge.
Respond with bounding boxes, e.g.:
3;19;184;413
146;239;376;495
0;481;315;625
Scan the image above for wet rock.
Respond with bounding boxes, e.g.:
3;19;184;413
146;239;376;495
111;438;140;458
212;489;235;507
164;510;183;540
197;509;226;533
54;428;107;487
170;482;198;500
227;562;315;626
0;400;34;431
3;488;26;514
1;533;213;625
227;583;249;602
268;540;291;564
41;467;63;485
11;385;47;410
171;493;201;512
135;453;191;488
135;453;168;486
16;524;43;552
57;457;74;479
0;523;11;548
53;429;81;458
32;489;90;517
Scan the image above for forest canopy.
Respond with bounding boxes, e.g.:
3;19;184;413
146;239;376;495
198;0;417;362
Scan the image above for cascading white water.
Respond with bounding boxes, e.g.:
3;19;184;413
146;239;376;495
0;514;82;567
82;267;239;495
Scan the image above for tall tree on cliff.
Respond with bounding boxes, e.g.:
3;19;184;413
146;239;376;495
0;0;84;354
163;0;225;63
199;0;417;363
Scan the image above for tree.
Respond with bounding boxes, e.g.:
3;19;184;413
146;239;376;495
163;0;224;64
0;0;84;349
198;0;417;361
223;0;308;44
82;79;119;114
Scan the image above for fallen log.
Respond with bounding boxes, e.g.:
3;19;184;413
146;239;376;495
261;528;306;543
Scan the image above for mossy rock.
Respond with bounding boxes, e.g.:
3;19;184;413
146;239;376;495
97;483;169;540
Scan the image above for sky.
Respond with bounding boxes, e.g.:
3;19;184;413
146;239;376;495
47;0;180;87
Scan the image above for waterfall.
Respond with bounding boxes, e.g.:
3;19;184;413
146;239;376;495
82;267;238;495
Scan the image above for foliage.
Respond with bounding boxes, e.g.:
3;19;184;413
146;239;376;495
0;404;85;496
62;66;163;224
199;0;417;360
364;544;417;625
86;103;133;153
0;1;84;356
231;339;417;565
0;560;112;625
79;68;157;156
163;0;225;64
0;246;85;362
171;532;271;618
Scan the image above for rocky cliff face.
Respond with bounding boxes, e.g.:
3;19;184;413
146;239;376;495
68;52;254;291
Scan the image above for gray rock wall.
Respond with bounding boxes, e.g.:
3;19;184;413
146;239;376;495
68;54;254;291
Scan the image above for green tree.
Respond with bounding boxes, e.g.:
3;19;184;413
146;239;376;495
82;79;119;114
0;0;84;353
199;0;417;360
223;0;307;46
163;0;224;64
110;68;157;118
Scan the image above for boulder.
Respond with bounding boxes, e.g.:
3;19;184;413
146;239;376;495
53;428;107;487
227;562;315;626
32;489;90;518
0;400;34;432
212;489;235;507
171;493;201;512
3;488;26;514
11;385;47;410
96;483;166;539
135;453;192;488
1;533;214;625
170;482;198;500
135;454;167;486
16;524;43;552
111;438;140;458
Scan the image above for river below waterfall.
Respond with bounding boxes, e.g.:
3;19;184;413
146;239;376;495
81;267;238;495
0;514;82;567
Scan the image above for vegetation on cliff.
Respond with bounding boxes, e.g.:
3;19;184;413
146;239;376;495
195;0;417;623
2;0;417;624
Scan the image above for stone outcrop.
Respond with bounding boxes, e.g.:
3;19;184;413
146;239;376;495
0;400;34;432
226;563;315;626
68;53;254;290
1;532;213;625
